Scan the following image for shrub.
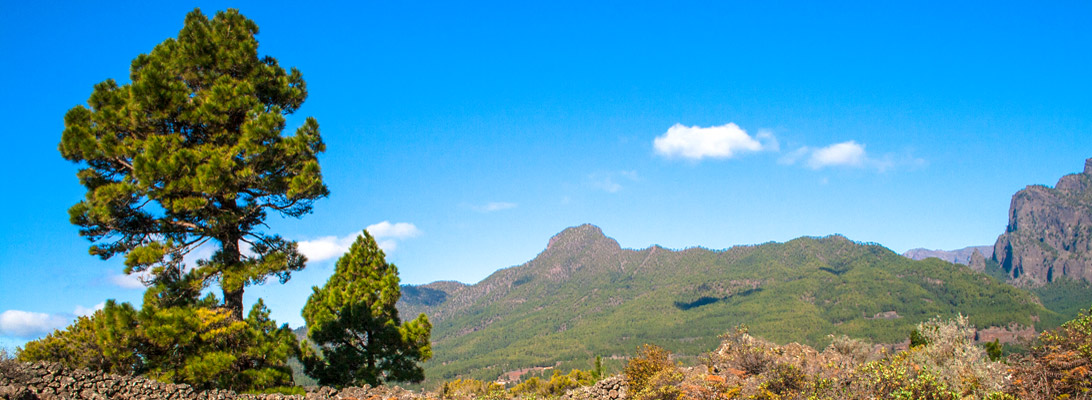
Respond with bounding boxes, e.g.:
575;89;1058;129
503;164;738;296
1007;308;1092;398
844;315;1006;399
852;357;960;400
826;334;873;364
440;378;507;400
0;346;18;380
625;344;682;400
758;363;807;397
905;315;1006;395
707;326;774;377
509;376;546;397
18;300;141;375
510;368;595;397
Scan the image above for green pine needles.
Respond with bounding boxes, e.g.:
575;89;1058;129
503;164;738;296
302;231;432;387
58;8;328;319
31;8;332;392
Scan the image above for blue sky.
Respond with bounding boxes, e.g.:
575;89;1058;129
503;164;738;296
1;0;1090;349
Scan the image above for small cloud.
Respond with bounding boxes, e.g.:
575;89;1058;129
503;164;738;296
366;221;422;240
0;310;69;338
298;222;421;262
756;129;780;152
653;123;773;160
473;202;518;213
588;171;639;193
807;141;866;169
778;147;810;165
297;235;356;262
110;273;147;289
779;140;920;172
74;302;105;317
591;176;621;193
377;240;399;252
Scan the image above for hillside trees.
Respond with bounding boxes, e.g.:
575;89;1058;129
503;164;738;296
302;231;432;387
58;7;327;320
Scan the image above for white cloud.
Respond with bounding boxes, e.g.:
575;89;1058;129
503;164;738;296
298;234;358;262
0;310;69;338
377;240;399;252
778;147;810;165
653;123;772;160
756;129;780;152
366;221;422;240
588;171;639;193
110;273;147;289
298;222;421;262
473;202;518;213
73;302;105;317
778;140;915;172
807;141;866;169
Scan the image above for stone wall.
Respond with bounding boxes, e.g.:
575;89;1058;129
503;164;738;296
0;361;426;400
560;376;627;400
1;361;627;400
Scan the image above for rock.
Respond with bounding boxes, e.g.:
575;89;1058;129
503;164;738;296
968;249;987;272
903;246;994;265
991;157;1092;285
0;384;38;400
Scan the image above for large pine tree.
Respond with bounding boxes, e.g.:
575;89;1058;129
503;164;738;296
302;231;432;387
58;8;328;318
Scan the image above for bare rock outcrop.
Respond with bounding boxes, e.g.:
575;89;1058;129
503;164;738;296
990;157;1092;286
903;246;993;265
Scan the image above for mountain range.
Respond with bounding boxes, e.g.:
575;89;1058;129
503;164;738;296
387;157;1092;386
398;225;1049;385
903;246;994;265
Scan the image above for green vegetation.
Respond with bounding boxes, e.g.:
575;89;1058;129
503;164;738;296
403;226;1052;387
509;369;596;397
1007;308;1092;397
1031;277;1092;326
624;344;680;400
58;7;327;320
23;7;327;392
301;231;433;387
18;291;299;391
622;316;1011;399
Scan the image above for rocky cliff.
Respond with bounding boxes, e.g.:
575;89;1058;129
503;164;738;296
982;158;1092;286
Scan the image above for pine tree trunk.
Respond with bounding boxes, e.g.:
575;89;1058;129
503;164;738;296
222;236;245;320
219;196;245;321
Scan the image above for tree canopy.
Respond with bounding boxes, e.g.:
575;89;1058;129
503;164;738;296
58;8;327;318
302;231;432;387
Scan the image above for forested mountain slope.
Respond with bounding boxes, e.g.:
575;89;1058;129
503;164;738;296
399;225;1050;384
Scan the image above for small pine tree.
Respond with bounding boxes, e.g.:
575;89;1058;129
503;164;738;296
301;231;432;387
909;328;928;348
594;355;604;380
983;339;1003;361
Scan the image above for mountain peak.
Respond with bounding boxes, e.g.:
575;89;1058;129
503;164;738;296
546;224;607;249
993;156;1092;285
